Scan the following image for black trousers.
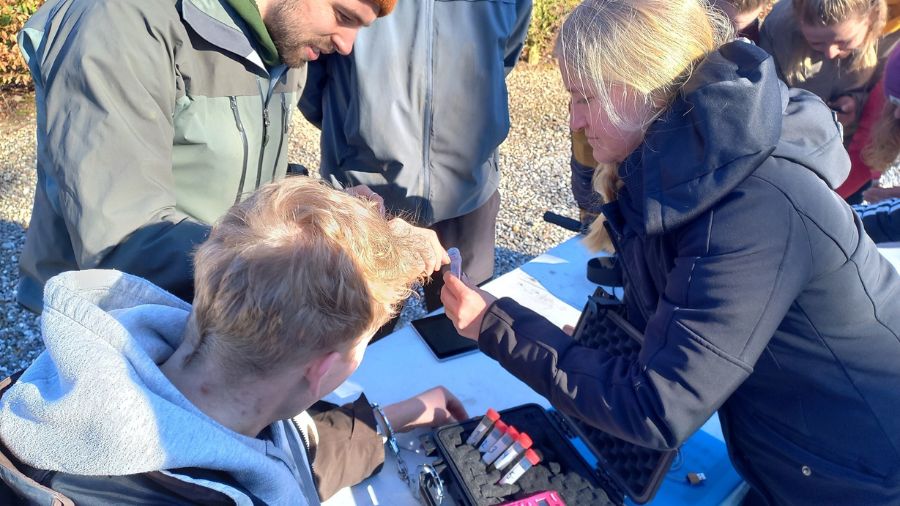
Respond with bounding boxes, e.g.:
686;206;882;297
371;190;501;342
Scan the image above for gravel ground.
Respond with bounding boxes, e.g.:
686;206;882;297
2;65;900;377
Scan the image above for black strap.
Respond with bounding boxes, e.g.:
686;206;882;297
587;256;623;286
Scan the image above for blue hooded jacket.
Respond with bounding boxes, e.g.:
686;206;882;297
477;41;900;504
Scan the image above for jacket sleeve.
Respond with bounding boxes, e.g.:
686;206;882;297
307;394;384;500
298;59;328;129
855;198;900;244
504;0;532;75
27;1;208;301
478;184;812;450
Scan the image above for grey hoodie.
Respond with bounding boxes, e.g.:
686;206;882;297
0;270;318;506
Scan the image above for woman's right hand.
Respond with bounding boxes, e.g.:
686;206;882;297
440;272;497;340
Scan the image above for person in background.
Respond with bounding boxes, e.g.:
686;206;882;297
760;0;900;203
444;0;900;503
569;0;770;229
854;45;900;241
299;0;532;325
713;0;772;41
838;0;900;199
0;177;467;505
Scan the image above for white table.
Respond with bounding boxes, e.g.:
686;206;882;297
323;237;900;506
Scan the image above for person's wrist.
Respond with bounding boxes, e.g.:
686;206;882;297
381;400;415;434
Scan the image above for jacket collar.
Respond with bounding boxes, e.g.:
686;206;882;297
181;0;267;72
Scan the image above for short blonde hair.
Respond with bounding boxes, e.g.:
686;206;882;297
190;177;427;375
784;0;886;84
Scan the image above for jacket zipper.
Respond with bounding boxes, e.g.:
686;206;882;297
421;0;436;224
604;220;653;325
230;96;250;204
272;94;288;181
290;418;315;473
255;77;271;189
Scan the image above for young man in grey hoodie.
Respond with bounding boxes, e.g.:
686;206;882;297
0;177;467;505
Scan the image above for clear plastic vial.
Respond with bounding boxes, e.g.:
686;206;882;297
490;432;533;471
465;408;500;446
483;426;519;464
498;449;541;485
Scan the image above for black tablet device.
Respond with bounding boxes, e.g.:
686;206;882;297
411;313;478;361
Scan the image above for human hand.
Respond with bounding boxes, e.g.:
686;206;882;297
829;95;858;127
382;386;469;432
345;184;386;215
440;271;497;340
862;185;900;204
389;218;450;274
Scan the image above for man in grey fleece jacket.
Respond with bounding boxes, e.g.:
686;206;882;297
0;178;467;505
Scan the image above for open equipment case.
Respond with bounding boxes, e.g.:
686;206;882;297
428;286;678;506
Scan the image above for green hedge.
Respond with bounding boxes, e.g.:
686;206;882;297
523;0;580;64
0;0;41;89
0;0;573;89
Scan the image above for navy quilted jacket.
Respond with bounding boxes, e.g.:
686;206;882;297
479;41;900;504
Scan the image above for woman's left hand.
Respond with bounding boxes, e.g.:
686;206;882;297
440;271;497;340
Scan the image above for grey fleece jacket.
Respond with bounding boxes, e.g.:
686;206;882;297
0;270;319;506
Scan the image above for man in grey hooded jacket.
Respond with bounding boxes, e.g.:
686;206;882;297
299;0;532;312
0;177;467;504
15;0;397;313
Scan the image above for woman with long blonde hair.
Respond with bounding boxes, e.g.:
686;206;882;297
442;0;900;503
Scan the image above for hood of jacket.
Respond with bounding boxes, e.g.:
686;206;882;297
617;39;850;237
0;270;307;505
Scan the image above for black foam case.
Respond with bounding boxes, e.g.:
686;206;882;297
432;287;677;505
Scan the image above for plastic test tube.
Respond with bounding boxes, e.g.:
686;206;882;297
490;432;533;471
466;408;501;446
478;420;508;453
483;426;519;464
498;449;541;486
448;247;462;278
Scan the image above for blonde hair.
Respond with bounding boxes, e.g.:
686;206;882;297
190;177;427;376
556;0;732;251
863;102;900;171
784;0;886;85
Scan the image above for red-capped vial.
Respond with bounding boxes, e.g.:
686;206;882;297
498;449;541;485
490;431;534;471
466;408;501;446
478;420;508;453
483;426;519;464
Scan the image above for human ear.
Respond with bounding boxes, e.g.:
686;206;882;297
304;351;342;399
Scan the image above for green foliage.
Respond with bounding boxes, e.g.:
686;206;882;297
0;0;41;90
523;0;579;65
